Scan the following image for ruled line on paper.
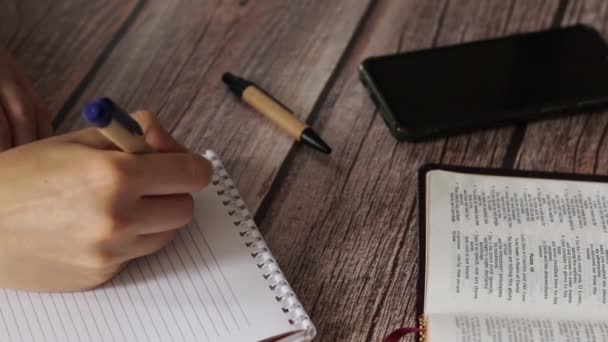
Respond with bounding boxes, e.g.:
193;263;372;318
187;221;241;330
96;286;126;342
90;290;118;342
124;269;162;341
0;294;12;342
108;278;140;342
112;274;155;342
130;261;175;342
174;233;223;337
163;243;209;339
14;290;35;342
199;225;251;327
100;284;131;342
141;257;186;342
178;229;230;334
39;293;66;341
57;293;81;342
80;291;105;341
156;248;208;340
32;292;59;341
168;238;218;338
68;292;93;342
151;254;195;341
0;154;303;342
26;292;48;342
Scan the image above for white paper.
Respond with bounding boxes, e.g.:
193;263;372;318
426;170;608;318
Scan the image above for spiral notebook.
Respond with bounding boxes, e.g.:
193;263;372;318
0;150;315;342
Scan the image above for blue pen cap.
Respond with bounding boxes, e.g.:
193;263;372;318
83;98;113;128
82;97;144;135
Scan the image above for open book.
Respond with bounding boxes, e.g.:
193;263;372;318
0;151;315;342
419;165;608;342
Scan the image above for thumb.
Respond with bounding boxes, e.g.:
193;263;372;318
132;111;186;153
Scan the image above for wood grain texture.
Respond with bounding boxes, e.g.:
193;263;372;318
11;0;597;340
56;0;374;215
514;0;608;175
256;1;563;340
0;0;139;117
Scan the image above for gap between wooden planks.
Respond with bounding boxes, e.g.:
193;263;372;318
255;0;585;341
0;0;140;120
55;0;375;216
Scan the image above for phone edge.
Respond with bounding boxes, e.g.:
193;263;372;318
358;60;414;141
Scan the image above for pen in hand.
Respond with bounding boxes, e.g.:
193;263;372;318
82;97;153;153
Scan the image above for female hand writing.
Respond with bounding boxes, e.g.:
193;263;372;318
0;111;212;291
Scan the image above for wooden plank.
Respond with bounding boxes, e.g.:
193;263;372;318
255;0;563;340
0;0;139;117
56;0;374;214
514;0;608;174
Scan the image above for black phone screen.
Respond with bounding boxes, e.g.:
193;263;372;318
361;25;608;139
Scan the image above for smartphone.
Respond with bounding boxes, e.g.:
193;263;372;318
359;25;608;141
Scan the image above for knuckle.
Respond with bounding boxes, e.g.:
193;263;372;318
103;212;128;236
91;153;131;194
106;170;129;196
83;248;114;269
92;211;128;243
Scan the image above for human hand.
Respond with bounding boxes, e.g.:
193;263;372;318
0;47;52;150
0;111;212;291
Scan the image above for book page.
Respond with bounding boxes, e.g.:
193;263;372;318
427;313;608;342
425;170;608;318
0;155;307;342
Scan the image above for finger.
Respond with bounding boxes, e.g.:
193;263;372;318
0;105;12;150
132;110;187;152
128;194;195;235
126;152;213;195
129;230;177;260
0;80;36;145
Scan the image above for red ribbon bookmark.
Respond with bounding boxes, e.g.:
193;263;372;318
384;327;421;342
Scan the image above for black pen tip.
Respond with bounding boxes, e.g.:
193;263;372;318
222;72;252;97
301;127;332;154
222;72;237;84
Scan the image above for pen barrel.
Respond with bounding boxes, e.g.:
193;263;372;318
99;119;153;153
242;87;308;139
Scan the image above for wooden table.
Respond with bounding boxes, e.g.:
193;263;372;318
2;0;607;340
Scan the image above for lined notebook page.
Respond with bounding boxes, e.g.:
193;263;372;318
0;151;314;342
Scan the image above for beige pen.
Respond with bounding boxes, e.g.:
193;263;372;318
82;97;153;153
222;72;331;154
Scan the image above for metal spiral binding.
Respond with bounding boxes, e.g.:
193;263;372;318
204;151;316;339
419;315;427;342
